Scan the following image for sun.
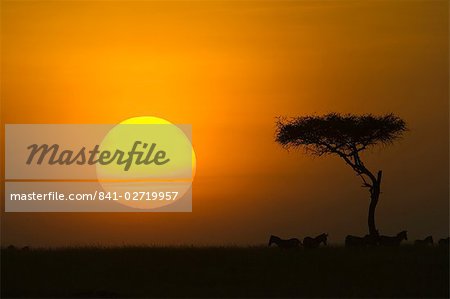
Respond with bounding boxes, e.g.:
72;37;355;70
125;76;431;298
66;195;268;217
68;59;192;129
120;116;172;125
96;116;196;210
120;116;196;176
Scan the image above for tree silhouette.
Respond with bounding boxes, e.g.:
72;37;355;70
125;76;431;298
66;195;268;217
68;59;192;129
275;113;407;236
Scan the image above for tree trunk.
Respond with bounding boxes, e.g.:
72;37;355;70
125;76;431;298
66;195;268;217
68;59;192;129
368;170;382;236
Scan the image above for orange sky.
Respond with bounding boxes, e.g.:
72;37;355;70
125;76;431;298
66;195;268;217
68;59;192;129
1;0;448;246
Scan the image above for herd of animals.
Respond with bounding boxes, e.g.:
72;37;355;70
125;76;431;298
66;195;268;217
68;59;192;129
4;233;450;250
268;232;450;249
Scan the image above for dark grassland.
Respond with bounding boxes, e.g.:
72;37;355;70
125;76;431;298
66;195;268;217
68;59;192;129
1;246;448;298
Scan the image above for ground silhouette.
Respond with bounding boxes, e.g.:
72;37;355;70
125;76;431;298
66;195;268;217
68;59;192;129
2;245;448;298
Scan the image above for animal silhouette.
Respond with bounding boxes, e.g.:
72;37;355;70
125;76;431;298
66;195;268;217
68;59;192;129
268;235;301;249
363;234;379;246
379;231;407;246
414;236;433;246
438;237;449;247
345;234;378;247
303;233;328;249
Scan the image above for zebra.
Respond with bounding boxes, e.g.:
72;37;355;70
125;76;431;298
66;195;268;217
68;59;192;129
379;231;407;246
438;237;449;247
414;236;433;246
268;235;301;249
303;233;328;249
363;234;380;246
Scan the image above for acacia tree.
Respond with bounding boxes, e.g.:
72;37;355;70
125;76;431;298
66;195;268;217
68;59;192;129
275;113;407;236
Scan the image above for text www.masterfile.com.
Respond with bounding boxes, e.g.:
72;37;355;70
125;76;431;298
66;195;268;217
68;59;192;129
9;191;180;201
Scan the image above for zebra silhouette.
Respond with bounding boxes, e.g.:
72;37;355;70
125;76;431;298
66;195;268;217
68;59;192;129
414;236;433;246
379;231;407;246
268;235;301;249
303;233;328;249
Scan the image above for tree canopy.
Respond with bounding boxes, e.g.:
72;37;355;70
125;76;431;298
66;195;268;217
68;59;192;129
275;113;407;157
275;113;407;236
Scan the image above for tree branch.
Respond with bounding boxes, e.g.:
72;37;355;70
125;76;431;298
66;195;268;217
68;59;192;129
358;173;372;189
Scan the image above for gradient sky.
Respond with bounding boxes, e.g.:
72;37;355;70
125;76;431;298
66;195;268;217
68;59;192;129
1;0;448;246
